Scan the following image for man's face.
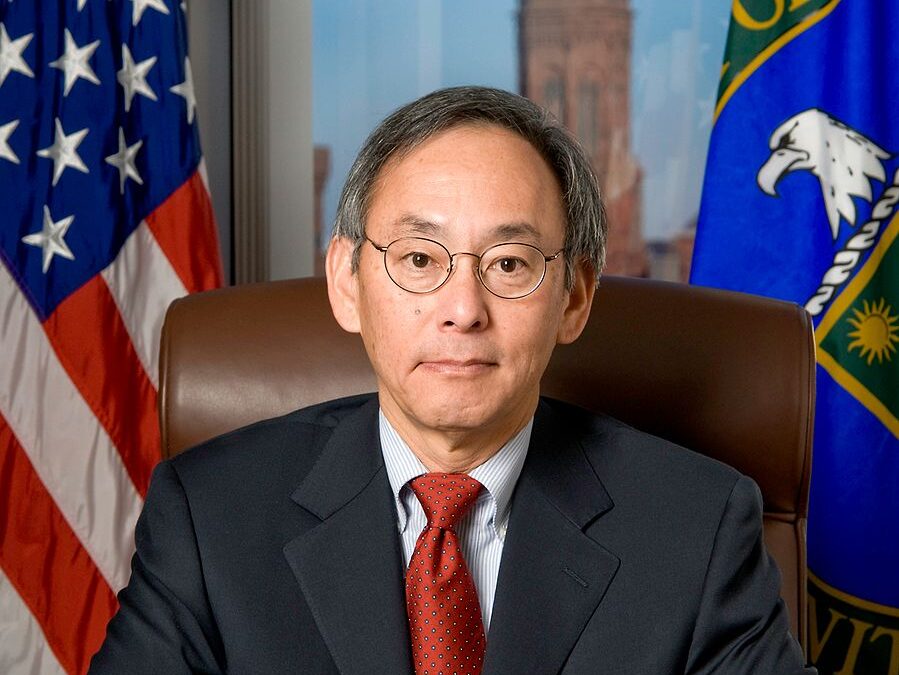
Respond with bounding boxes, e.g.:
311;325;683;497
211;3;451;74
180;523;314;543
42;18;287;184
328;124;594;450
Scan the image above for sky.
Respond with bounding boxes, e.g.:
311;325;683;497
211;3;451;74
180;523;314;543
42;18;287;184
313;0;730;244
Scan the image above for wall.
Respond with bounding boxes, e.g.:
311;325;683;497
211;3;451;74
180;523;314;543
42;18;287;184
189;0;314;283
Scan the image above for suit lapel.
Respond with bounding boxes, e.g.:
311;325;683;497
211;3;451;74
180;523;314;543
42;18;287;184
283;399;413;675
484;401;620;675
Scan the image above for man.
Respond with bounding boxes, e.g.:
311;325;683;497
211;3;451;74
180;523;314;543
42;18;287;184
91;87;814;673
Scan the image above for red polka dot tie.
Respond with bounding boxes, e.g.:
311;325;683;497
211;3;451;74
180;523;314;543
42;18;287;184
406;473;486;675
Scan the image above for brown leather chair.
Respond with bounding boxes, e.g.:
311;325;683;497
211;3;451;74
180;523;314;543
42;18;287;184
158;275;814;652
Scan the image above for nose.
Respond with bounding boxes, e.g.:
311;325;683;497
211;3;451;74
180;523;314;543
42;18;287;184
436;254;489;331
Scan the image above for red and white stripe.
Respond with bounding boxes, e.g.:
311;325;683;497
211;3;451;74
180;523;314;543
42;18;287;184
0;170;222;674
0;569;66;675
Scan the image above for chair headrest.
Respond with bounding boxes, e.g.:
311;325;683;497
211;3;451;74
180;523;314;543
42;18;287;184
159;275;814;516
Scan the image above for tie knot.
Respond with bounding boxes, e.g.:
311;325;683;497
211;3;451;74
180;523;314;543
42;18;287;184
408;473;482;529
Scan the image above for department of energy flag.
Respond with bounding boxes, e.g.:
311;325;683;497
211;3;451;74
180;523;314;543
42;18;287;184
692;1;899;673
0;0;222;672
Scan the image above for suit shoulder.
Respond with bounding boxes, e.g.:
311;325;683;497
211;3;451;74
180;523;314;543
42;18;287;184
539;397;742;496
539;399;760;575
167;393;377;486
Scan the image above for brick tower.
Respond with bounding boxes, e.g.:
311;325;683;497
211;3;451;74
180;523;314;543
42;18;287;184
519;0;645;276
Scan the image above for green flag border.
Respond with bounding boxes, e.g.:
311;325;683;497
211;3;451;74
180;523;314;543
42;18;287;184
714;0;841;123
815;213;899;438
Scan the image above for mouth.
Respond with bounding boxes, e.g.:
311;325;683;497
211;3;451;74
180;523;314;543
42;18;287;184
416;359;497;375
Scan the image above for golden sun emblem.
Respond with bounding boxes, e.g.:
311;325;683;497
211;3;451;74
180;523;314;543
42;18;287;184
847;298;899;365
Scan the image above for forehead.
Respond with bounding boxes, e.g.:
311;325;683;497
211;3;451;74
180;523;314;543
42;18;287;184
366;124;566;244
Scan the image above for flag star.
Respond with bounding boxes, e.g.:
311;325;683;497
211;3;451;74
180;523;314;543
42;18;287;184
0;23;34;88
36;118;90;185
117;44;157;112
50;29;101;96
78;0;88;9
0;119;19;164
131;0;170;26
105;128;144;193
22;206;76;273
170;57;196;124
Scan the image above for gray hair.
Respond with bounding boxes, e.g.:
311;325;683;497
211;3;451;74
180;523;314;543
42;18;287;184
331;85;607;287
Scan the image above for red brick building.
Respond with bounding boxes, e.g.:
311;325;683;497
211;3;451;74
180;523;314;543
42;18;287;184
519;0;646;276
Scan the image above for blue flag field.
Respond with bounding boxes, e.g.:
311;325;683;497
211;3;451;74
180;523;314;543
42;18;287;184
691;1;899;672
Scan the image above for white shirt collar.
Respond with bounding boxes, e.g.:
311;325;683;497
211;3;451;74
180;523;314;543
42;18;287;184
379;409;532;540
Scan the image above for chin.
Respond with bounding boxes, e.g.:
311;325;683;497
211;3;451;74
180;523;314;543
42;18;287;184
382;373;539;437
413;401;498;432
410;388;532;435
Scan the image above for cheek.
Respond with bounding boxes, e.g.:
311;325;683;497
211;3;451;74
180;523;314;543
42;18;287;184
502;305;565;369
358;296;423;369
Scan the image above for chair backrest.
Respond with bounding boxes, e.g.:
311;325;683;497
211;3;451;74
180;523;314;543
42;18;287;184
159;275;814;649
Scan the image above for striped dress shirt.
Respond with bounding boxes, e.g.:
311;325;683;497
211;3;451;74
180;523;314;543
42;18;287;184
379;410;532;630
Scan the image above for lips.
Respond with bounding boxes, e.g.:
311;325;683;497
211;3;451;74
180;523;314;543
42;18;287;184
416;358;497;375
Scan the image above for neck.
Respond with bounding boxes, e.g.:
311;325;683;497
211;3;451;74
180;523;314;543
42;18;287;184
380;400;535;474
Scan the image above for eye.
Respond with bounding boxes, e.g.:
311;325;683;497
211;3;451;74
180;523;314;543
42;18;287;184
776;133;793;151
409;252;432;268
496;257;527;273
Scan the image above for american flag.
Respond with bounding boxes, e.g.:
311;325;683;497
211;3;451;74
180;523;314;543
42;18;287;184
0;1;222;672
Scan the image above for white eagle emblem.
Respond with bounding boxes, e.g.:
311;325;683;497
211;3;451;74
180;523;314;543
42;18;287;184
757;108;899;315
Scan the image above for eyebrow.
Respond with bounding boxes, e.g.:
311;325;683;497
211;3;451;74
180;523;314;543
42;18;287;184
392;215;544;244
394;215;441;237
491;222;542;243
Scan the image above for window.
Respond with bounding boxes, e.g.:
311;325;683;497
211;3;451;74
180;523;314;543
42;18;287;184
543;75;565;124
578;81;600;155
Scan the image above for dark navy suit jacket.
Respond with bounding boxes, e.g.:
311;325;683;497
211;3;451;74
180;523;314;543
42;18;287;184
90;394;814;674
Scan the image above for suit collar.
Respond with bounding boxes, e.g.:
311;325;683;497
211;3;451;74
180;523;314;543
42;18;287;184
484;399;620;674
521;399;614;528
284;397;414;674
291;396;384;520
283;396;621;674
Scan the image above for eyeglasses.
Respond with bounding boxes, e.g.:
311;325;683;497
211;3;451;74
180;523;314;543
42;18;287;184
365;236;564;299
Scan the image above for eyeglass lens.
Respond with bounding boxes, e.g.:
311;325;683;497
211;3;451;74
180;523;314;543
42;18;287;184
383;237;549;298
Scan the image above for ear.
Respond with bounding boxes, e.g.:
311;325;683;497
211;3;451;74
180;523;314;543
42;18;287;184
326;236;361;334
556;261;596;345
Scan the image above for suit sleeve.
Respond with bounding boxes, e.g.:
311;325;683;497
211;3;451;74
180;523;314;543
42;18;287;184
684;475;816;675
89;461;224;674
